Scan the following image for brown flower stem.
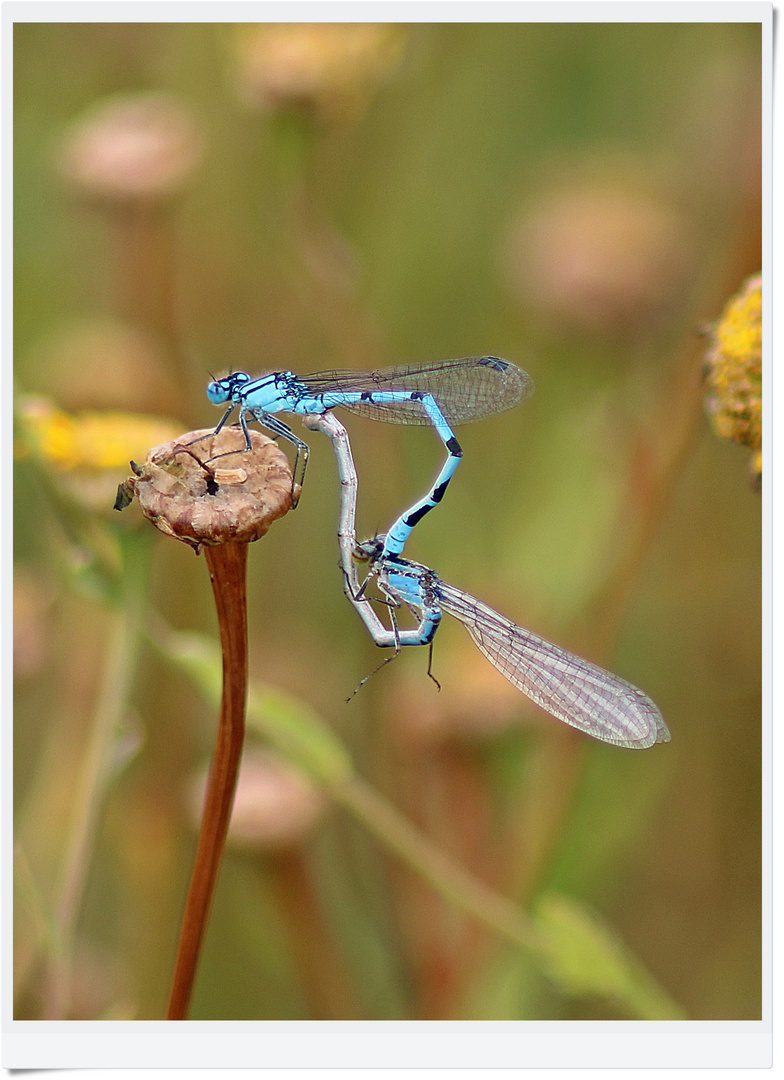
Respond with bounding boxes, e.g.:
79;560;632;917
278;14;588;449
166;541;249;1020
115;416;291;1021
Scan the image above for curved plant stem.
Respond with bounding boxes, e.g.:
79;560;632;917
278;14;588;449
332;774;542;955
146;614;542;954
166;542;248;1020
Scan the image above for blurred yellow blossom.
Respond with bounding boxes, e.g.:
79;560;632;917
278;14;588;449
703;274;762;488
232;23;407;121
17;396;180;473
16;396;181;511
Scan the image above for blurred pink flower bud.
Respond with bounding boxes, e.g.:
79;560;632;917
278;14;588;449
56;92;203;204
188;748;327;851
232;23;406;121
502;170;695;337
24;318;179;414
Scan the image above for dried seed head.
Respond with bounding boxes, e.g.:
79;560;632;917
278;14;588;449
187;747;327;851
122;427;295;548
703;274;762;487
56;91;203;204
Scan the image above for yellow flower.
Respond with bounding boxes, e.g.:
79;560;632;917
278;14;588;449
704;274;762;487
17;396;179;472
16;396;182;511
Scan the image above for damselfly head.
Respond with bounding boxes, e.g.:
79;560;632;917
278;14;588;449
354;535;385;563
206;370;251;404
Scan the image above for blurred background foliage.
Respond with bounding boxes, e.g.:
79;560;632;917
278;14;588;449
13;20;762;1021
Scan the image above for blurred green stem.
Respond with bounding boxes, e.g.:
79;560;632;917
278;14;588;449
587;328;723;659
270;110;317;191
13;843;57;1001
148;617;542;952
332;774;542;955
43;531;148;1018
265;849;361;1019
270;107;391;371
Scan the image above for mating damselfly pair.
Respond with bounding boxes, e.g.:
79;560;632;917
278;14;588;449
206;355;530;558
206;356;669;750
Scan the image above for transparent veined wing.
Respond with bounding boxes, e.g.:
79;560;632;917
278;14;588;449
303;356;533;426
435;580;669;749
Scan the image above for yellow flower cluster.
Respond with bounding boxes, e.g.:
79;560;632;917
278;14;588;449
704;274;762;487
16;396;179;473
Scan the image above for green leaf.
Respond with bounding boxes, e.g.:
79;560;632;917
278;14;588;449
533;891;686;1020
